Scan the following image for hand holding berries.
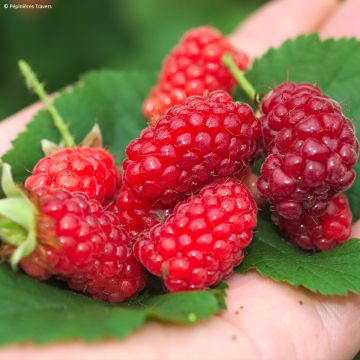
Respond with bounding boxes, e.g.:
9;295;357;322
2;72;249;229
1;29;359;312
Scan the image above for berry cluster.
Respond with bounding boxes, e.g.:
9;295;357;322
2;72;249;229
1;27;358;305
143;26;249;124
117;89;260;235
257;82;358;250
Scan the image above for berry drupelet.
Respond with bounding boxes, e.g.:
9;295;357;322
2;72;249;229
112;185;159;238
134;179;257;292
143;26;249;123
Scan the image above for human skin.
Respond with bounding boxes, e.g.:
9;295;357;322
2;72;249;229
1;0;360;359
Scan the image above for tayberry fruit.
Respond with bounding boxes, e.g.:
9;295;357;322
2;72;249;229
257;82;358;218
143;26;249;123
134;179;257;291
277;194;352;251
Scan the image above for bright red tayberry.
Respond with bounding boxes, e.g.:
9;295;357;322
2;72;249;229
25;147;122;205
278;194;352;251
257;82;358;218
134;179;257;291
143;26;249;123
19;187;145;302
112;185;160;237
124;90;261;211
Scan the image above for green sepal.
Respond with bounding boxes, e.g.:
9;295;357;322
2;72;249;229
1;163;23;198
10;229;37;270
0;217;27;247
40;139;63;157
81;124;103;148
40;123;103;158
0;198;36;230
0;164;37;268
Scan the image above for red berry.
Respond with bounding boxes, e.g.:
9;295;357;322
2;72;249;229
20;187;145;302
143;26;249;123
257;82;358;218
134;179;257;291
112;185;160;237
278;194;352;251
25;147;122;205
124;90;261;211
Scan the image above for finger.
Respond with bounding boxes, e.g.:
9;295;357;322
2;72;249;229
0;101;44;156
229;0;339;59
225;272;360;360
320;0;360;39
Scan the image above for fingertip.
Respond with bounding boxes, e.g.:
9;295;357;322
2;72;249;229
320;0;360;39
229;0;339;59
351;219;360;238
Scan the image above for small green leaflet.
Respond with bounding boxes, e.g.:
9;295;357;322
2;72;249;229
237;34;360;218
238;216;360;295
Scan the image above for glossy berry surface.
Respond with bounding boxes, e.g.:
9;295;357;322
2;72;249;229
25;147;122;205
20;188;145;302
257;82;358;218
125;90;260;209
112;185;160;237
134;180;257;292
278;194;352;251
143;26;249;123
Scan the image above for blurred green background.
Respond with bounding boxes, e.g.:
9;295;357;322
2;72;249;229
0;0;265;119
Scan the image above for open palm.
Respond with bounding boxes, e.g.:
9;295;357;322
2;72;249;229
1;0;360;359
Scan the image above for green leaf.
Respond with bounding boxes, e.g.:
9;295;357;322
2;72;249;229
0;265;225;345
2;70;156;186
246;35;360;122
239;35;360;218
239;216;360;295
0;70;225;344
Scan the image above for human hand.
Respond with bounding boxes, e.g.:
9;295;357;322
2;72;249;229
1;0;360;359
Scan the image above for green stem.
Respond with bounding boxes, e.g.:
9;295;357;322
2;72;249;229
18;60;75;147
222;54;260;106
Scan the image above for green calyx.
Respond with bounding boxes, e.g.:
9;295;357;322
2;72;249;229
0;164;37;269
